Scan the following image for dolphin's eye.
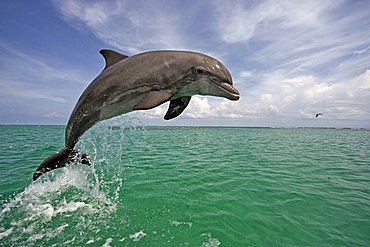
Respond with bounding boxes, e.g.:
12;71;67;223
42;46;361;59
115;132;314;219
196;68;207;75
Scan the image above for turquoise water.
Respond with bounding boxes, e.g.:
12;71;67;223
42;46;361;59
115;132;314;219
0;121;370;246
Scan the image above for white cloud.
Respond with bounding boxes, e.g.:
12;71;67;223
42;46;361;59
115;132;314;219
51;0;370;127
0;43;91;107
184;97;217;118
72;2;110;27
357;70;370;89
239;70;255;78
0;42;88;84
214;0;281;43
55;0;370;80
56;0;188;53
43;112;67;118
214;0;339;44
0;80;66;103
353;45;370;55
208;0;370;125
213;0;370;79
211;69;370;120
139;104;167;119
139;96;217;119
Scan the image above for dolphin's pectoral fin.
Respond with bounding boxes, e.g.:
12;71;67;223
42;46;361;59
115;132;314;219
133;90;173;110
99;49;129;70
164;96;191;120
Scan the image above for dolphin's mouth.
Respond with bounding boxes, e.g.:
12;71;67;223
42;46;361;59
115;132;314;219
217;82;240;100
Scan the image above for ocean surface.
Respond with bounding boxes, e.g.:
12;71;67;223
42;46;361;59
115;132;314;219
0;120;369;246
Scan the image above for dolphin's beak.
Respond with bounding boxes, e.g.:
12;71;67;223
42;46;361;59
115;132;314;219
217;82;240;100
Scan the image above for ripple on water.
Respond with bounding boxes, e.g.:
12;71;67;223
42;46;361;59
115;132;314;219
1;125;370;246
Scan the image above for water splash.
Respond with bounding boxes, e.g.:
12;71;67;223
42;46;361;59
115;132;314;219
0;115;142;246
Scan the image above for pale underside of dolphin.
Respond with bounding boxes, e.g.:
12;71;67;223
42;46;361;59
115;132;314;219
33;49;240;180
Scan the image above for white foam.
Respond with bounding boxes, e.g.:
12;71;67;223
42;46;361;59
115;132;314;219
1;206;11;214
129;230;147;242
0;165;113;220
201;233;221;247
54;224;69;233
22;200;93;222
25;167;90;197
0;117;137;245
170;220;192;228
43;224;70;241
63;236;76;245
0;227;13;240
86;239;95;244
27;233;44;243
0;164;116;246
102;237;113;247
55;201;91;215
27;203;55;221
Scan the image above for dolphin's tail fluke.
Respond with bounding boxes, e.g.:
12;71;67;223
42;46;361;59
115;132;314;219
33;147;91;181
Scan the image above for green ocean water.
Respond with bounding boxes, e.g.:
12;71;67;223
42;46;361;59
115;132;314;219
0;121;370;246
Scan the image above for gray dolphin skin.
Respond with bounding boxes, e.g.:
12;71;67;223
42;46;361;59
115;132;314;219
33;49;240;180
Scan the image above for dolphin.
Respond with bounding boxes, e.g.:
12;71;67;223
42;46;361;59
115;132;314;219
33;49;240;180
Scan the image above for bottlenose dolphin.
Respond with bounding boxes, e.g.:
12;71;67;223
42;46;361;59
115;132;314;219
33;49;240;180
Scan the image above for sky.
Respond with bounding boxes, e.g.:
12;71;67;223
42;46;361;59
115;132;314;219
1;0;370;128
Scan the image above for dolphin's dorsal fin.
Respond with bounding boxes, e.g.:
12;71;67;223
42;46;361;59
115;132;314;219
99;49;129;70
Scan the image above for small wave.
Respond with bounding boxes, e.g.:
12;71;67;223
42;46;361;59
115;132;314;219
201;233;221;247
86;239;95;244
170;220;192;228
0;227;13;240
102;237;113;247
129;230;147;242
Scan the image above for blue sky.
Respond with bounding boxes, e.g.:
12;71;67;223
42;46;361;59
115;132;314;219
1;0;370;127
